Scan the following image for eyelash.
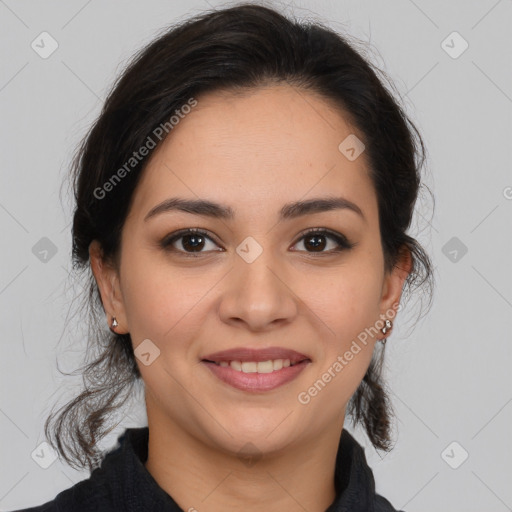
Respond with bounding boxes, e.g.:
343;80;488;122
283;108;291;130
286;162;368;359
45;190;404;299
160;227;356;257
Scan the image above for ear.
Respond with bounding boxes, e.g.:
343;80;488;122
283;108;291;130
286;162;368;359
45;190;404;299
89;240;129;334
379;245;413;329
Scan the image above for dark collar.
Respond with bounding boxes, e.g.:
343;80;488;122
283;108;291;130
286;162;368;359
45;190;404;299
84;426;399;512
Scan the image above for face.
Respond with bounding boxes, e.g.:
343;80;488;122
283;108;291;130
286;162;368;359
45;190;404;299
90;84;409;457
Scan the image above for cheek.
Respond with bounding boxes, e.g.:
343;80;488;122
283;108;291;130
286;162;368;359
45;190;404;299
119;257;211;400
306;266;383;347
297;275;379;424
293;264;382;409
123;280;207;348
119;246;208;344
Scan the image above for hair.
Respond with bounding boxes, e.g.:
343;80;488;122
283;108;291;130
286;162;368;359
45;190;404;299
45;2;434;471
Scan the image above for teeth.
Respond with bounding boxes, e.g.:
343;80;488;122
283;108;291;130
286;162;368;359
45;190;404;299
213;358;299;373
230;360;242;371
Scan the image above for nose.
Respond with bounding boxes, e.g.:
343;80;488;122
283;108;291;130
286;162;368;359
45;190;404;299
218;249;298;332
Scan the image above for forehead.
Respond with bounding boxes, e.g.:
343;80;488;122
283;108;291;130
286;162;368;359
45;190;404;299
129;84;377;222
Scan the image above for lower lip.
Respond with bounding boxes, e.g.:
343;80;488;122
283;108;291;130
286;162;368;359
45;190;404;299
202;360;310;392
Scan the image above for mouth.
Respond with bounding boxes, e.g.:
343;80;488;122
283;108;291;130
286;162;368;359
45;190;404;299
202;358;308;373
200;346;311;392
200;347;311;392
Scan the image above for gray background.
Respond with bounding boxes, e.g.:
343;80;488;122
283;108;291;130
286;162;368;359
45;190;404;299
1;0;511;510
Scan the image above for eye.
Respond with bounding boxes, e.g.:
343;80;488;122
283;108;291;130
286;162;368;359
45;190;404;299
160;227;356;257
291;228;355;254
160;228;222;255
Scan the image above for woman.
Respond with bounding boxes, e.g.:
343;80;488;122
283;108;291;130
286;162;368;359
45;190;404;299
12;3;433;511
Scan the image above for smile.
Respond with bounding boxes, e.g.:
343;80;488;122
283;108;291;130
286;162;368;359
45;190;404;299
208;358;302;373
201;359;311;392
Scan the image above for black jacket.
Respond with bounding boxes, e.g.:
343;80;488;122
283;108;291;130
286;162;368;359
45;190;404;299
11;427;404;512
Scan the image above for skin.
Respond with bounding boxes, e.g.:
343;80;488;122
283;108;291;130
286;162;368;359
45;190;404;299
89;83;411;512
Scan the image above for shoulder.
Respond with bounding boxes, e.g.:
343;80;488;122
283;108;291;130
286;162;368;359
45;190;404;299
7;431;132;512
374;493;405;512
7;474;114;512
6;479;108;512
334;429;405;512
8;427;181;512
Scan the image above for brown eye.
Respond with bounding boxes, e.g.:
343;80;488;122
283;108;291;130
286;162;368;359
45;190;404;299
303;233;328;252
161;229;221;254
180;233;206;252
160;227;355;257
291;229;355;254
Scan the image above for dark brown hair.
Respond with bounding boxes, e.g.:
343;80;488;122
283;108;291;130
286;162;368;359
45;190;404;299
46;2;434;471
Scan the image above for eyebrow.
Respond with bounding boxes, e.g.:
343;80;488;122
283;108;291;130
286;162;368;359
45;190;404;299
144;196;365;222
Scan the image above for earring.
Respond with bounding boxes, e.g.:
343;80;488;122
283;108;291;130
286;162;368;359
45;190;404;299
379;319;392;344
110;316;118;331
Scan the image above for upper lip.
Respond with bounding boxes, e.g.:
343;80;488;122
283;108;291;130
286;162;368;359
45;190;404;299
202;347;311;364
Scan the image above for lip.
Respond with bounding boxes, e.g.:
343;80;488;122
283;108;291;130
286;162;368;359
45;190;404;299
201;347;310;364
202;359;311;392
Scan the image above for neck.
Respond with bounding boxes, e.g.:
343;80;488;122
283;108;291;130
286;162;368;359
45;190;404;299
144;410;343;512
